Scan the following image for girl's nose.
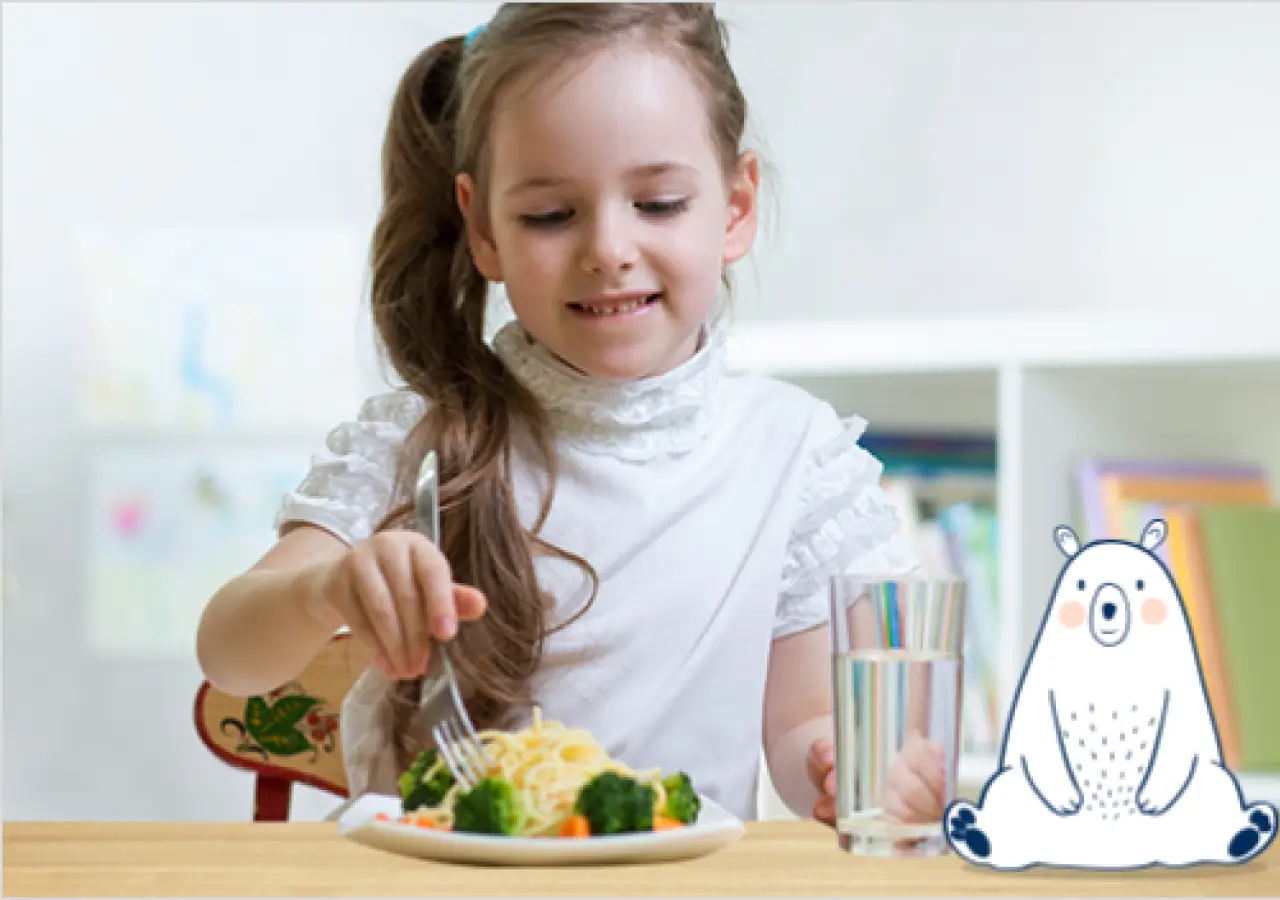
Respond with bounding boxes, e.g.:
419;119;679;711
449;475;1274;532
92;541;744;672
580;208;637;275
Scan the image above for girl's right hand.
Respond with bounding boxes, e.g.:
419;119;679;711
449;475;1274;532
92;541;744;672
884;731;948;824
310;530;487;680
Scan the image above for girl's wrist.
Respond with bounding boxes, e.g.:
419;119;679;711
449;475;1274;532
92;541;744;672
767;714;834;819
294;557;347;634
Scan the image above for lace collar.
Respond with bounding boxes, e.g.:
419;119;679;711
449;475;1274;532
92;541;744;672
490;316;728;462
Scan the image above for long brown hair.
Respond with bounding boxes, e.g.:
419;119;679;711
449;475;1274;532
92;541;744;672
368;3;751;770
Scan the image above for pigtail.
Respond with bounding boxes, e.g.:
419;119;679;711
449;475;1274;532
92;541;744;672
369;35;600;772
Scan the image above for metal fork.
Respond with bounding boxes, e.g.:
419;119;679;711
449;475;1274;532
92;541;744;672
412;450;495;789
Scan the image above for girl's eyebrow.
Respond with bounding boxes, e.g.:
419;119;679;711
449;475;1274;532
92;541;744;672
503;161;697;197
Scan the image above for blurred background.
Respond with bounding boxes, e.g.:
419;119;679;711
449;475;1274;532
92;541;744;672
3;1;1279;822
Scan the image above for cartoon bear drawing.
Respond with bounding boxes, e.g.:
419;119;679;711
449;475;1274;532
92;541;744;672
944;519;1276;870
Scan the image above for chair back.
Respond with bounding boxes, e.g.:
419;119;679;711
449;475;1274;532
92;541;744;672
194;634;371;821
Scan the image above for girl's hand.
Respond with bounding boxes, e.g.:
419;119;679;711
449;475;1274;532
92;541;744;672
884;731;947;824
310;530;487;680
807;736;837;826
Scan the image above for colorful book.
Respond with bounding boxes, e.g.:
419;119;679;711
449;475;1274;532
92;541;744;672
1076;459;1270;541
937;503;1001;754
1158;505;1242;767
1100;472;1270;540
1195;505;1280;771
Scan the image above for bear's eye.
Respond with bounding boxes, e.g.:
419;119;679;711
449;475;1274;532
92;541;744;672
1077;579;1086;590
1136;579;1145;591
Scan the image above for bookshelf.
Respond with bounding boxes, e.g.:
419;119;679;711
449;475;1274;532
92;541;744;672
739;308;1280;819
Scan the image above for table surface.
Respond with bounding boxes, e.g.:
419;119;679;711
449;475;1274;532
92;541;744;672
4;821;1278;898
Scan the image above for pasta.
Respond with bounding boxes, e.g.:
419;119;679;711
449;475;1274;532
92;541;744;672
390;707;695;837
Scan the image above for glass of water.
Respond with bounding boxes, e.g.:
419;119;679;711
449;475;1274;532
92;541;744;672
829;576;967;857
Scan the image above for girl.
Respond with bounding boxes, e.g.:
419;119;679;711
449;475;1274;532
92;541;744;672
197;2;943;826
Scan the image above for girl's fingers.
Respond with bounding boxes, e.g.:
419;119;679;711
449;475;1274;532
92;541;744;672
377;541;425;677
887;761;940;822
453;584;488;621
350;550;405;676
347;589;396;680
411;539;457;642
813;796;835;826
806;738;833;787
815;738;834;768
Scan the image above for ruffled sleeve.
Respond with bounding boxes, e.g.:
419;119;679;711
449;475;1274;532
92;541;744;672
275;390;427;545
773;409;920;640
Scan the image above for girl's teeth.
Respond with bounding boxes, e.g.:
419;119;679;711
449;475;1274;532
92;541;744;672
583;299;643;316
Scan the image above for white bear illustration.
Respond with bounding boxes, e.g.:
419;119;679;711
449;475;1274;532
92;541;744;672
944;519;1276;870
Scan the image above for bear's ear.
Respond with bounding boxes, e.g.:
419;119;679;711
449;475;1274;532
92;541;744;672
1140;518;1168;552
1054;524;1081;558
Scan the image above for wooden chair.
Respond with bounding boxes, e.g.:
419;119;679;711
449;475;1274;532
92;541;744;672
194;634;371;821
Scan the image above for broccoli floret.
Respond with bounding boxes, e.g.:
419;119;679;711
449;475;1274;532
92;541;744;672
574;771;656;835
451;776;523;835
660;772;701;824
398;749;455;813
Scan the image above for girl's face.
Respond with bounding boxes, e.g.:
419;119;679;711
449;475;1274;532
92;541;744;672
459;43;758;381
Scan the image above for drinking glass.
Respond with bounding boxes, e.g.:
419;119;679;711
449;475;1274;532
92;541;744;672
829;576;967;857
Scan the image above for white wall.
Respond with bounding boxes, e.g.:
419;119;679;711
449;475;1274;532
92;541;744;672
729;0;1280;321
4;1;1279;821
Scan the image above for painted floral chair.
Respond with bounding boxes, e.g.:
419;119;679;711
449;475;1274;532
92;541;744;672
194;634;370;821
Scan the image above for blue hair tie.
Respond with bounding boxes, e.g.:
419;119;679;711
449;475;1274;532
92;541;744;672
465;24;486;48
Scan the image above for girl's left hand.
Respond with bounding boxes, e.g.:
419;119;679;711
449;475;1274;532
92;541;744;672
807;736;837;826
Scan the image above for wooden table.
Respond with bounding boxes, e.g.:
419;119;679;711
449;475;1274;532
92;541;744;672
4;821;1278;897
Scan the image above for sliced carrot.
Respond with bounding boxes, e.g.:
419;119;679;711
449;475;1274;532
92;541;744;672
558;814;591;838
374;813;391;822
652;815;684;831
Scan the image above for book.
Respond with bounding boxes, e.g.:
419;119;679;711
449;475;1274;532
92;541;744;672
872;430;1001;755
1157;504;1242;767
1195;505;1280;771
1076;459;1270;541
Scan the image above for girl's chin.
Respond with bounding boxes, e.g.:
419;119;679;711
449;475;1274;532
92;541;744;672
560;341;698;381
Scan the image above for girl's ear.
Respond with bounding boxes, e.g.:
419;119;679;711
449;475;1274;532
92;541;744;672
723;151;759;265
456;173;503;282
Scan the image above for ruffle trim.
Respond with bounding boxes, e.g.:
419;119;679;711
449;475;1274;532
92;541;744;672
490;317;729;462
778;416;920;608
273;390;426;545
772;532;920;639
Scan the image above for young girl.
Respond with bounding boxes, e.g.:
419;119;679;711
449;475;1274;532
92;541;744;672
197;2;943;826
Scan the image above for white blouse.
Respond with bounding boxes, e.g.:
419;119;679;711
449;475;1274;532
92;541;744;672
276;316;918;821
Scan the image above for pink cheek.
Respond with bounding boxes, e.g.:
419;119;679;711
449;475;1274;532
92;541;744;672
1058;601;1086;629
1142;598;1167;625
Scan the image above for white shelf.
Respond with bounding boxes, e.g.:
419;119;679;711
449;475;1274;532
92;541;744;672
727;309;1280;375
740;312;1280;820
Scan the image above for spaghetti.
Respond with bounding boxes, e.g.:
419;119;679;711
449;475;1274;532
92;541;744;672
400;708;677;837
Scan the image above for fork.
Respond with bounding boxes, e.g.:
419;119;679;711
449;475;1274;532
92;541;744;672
412;450;495;789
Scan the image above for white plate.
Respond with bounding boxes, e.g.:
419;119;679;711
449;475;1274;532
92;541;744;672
337;792;745;866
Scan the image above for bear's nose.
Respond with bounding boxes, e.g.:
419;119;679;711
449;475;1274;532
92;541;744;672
1102;602;1117;620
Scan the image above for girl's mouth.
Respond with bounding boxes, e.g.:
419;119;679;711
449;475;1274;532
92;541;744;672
568;293;662;318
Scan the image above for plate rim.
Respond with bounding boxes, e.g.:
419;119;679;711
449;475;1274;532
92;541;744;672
337;790;746;855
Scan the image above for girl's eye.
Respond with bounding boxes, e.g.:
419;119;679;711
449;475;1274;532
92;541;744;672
1077;579;1086;590
636;198;689;216
520;210;572;229
518;198;689;228
1136;579;1145;591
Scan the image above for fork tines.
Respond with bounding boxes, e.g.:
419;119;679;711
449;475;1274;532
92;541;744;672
433;718;494;790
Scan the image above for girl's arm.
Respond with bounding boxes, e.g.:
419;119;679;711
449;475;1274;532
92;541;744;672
762;624;834;819
195;524;350;697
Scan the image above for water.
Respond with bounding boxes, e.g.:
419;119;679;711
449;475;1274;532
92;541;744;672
832;649;963;857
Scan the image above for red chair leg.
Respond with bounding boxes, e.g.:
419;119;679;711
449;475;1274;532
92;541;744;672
254;776;292;822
